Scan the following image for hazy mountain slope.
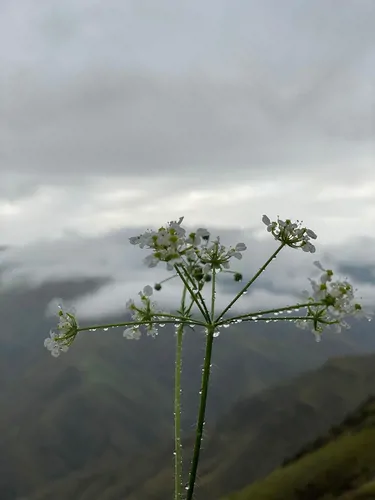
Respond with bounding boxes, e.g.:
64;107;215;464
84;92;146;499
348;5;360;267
27;352;375;500
224;395;375;500
1;278;374;499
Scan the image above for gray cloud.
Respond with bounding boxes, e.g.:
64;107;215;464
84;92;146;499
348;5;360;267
0;0;374;316
1;224;375;322
0;0;373;185
1;62;373;181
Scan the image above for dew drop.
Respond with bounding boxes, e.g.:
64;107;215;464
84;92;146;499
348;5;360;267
103;328;109;331
213;330;220;337
223;324;230;328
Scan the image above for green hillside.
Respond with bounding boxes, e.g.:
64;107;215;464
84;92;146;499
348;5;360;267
27;353;375;500
1;278;375;499
224;395;375;500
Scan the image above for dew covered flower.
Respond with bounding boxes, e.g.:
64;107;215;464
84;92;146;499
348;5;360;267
129;216;246;278
44;302;78;356
295;261;373;338
123;285;167;339
130;217;192;270
198;237;247;273
262;215;317;253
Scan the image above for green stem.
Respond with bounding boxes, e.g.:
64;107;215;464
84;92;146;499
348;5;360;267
76;317;204;333
174;285;189;500
179;262;211;321
211;267;217;322
215;243;285;323
186;324;215;500
174;322;184;500
216;302;323;326
174;265;211;323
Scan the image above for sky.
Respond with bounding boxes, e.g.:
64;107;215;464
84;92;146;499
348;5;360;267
0;0;374;322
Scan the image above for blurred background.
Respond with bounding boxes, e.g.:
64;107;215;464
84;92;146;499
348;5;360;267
0;2;374;499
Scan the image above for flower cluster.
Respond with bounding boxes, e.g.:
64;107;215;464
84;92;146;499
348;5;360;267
123;285;166;339
129;216;247;277
44;303;78;357
198;238;246;272
295;261;373;339
262;215;317;253
129;217;195;270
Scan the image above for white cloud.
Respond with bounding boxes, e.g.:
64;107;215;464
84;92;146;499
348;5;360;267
0;0;374;321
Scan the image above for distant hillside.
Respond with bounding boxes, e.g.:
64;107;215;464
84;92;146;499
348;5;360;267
28;352;375;500
224;394;375;500
1;278;375;499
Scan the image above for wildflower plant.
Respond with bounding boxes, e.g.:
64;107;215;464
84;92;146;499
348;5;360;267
45;214;372;500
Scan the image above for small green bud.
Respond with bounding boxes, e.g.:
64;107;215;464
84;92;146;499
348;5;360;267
154;283;162;291
234;272;243;282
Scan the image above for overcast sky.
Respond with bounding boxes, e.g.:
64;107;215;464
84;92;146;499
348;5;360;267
0;0;374;321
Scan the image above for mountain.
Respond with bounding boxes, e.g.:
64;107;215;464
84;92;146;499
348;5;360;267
224;394;375;500
26;352;375;500
1;277;375;499
81;352;375;500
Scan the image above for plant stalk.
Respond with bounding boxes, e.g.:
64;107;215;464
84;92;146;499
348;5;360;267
186;324;215;500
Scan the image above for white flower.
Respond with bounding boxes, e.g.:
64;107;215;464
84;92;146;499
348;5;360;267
124;287;168;339
295;263;370;338
196;228;210;239
123;328;142;340
262;215;317;253
44;329;70;357
235;243;247;252
198;237;247;272
262;214;271;226
129;217;246;275
142;285;153;297
44;302;78;357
